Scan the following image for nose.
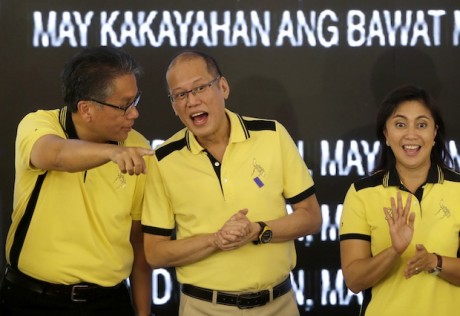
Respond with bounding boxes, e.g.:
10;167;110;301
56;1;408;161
405;124;418;137
185;91;201;106
126;106;139;119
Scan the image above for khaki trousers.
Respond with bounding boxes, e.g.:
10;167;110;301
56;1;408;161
179;289;300;316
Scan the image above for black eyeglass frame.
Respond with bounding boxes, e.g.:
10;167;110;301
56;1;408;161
89;91;142;115
168;76;220;103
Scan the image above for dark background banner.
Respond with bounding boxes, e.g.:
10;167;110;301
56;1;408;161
2;1;460;315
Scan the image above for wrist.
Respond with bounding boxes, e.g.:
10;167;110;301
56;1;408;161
252;221;273;245
427;253;442;275
251;222;261;241
208;233;219;250
389;246;402;257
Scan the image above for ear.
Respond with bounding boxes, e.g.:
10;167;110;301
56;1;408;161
383;129;389;146
77;100;93;122
219;76;230;100
171;104;178;116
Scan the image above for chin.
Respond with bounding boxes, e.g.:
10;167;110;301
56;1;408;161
112;133;129;142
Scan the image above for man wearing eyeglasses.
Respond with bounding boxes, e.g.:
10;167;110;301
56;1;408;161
142;51;322;315
0;46;154;316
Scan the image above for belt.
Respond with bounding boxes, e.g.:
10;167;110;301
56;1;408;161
181;277;292;309
4;266;124;303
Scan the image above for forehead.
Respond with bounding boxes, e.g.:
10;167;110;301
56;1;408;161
166;57;211;87
391;100;433;118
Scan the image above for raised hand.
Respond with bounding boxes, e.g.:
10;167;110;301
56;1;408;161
383;191;415;255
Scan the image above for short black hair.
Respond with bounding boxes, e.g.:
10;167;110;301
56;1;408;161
61;46;141;112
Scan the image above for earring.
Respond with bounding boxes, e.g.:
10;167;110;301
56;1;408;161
385;140;389;146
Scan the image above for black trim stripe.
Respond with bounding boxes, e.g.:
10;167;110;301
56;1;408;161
155;137;188;161
443;168;460;183
59;106;120;145
360;288;372;316
354;172;385;191
59;106;78;140
236;114;250;139
339;233;371;242
243;118;276;132
286;186;316;205
10;172;47;268
185;130;191;151
142;225;174;236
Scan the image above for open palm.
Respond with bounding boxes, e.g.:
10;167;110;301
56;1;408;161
384;192;415;255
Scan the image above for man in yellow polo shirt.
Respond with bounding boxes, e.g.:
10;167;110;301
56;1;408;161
0;46;153;315
142;51;322;315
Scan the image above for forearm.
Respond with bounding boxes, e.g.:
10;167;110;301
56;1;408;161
53;141;119;171
31;136;117;172
437;256;460;286
267;211;320;242
130;221;152;316
266;200;322;243
145;234;219;269
31;135;153;174
342;246;400;293
129;262;152;316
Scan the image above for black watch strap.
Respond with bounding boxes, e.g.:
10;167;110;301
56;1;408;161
252;222;266;245
428;253;442;275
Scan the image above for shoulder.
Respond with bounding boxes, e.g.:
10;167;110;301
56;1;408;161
18;109;62;136
20;109;60;124
154;128;188;161
354;172;385;192
442;168;460;183
125;129;150;148
240;115;277;132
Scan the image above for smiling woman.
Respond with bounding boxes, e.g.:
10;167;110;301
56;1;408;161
383;99;437;191
339;85;460;316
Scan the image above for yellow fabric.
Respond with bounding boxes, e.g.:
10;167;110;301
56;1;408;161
340;165;460;316
143;109;315;291
6;108;149;286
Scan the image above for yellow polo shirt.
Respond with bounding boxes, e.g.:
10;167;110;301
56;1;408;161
6;107;149;286
142;109;315;291
340;164;460;316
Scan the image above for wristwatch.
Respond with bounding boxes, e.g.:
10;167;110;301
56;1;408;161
428;253;442;276
252;221;272;245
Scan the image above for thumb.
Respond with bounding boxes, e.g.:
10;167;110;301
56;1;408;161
415;244;426;251
140;148;155;156
239;209;249;215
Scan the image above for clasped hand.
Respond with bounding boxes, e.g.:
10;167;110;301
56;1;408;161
214;209;257;251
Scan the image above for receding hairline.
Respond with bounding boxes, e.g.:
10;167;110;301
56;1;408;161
166;51;221;78
167;52;202;72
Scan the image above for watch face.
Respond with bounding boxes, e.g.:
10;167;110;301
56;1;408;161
261;230;273;243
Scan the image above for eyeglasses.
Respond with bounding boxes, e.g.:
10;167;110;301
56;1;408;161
168;76;220;104
89;91;142;115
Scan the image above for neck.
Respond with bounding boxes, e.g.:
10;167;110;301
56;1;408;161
72;112;105;143
396;163;431;193
197;116;230;162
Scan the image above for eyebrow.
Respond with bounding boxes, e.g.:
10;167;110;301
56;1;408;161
120;92;140;103
391;114;432;120
171;78;209;93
